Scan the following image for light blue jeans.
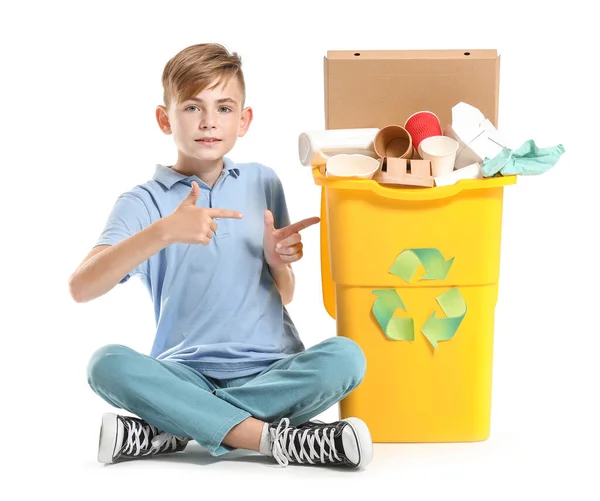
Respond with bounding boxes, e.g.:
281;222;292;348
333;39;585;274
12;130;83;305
87;337;366;456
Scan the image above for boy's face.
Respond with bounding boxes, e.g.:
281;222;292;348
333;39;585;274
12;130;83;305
156;76;252;165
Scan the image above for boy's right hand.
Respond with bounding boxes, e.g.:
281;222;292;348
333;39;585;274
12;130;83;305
163;181;243;245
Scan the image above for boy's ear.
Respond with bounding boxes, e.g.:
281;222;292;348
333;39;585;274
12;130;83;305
156;105;172;135
238;106;253;137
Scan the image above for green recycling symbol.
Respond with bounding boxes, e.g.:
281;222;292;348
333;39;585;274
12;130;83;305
372;249;467;349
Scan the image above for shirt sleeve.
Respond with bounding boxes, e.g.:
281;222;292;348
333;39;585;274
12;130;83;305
94;191;151;283
265;170;291;231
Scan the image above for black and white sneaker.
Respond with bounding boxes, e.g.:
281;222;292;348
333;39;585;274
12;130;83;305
269;417;373;468
98;413;189;464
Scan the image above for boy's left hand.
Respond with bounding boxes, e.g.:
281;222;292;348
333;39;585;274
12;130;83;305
263;210;320;268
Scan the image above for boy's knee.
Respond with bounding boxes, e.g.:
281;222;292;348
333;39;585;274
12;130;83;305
320;337;366;386
87;344;135;387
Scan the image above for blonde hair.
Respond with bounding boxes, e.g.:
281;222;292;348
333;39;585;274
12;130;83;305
162;43;245;108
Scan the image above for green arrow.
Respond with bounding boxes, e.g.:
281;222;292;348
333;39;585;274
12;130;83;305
372;289;414;341
389;248;454;282
421;287;467;349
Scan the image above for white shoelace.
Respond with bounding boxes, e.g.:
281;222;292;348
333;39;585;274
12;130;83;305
149;432;182;454
270;418;341;467
122;419;183;457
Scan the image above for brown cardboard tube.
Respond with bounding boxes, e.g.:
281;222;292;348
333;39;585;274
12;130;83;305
374;125;414;159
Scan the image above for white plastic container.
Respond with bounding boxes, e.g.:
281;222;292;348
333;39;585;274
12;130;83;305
298;128;379;166
434;162;483;187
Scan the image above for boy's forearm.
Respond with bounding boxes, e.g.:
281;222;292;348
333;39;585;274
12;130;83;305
270;264;295;305
69;218;170;303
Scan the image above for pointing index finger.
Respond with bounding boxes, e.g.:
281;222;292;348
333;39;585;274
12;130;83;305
207;208;243;219
280;217;320;237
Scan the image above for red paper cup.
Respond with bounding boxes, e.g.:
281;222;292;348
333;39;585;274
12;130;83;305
404;111;442;155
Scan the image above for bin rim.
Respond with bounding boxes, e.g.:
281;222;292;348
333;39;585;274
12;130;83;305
312;166;516;201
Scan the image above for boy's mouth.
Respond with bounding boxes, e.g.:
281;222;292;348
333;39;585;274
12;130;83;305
195;138;221;143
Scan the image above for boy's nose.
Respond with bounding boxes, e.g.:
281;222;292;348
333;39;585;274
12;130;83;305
200;120;216;129
200;110;217;129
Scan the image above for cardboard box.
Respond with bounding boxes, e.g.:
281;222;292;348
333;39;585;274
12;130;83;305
374;158;433;187
324;49;500;132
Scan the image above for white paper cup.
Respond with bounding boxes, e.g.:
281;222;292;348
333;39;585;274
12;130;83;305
418;136;459;177
325;154;380;179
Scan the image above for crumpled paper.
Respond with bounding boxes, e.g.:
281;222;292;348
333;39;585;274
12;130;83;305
481;139;565;177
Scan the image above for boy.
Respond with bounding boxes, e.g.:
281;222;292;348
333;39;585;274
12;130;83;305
69;43;373;469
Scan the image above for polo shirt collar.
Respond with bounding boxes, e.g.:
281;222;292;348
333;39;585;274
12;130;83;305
153;157;240;189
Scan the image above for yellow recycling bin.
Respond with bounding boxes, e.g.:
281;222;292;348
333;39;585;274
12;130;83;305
313;165;516;442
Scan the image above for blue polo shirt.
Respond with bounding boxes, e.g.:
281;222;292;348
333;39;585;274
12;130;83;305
94;157;305;379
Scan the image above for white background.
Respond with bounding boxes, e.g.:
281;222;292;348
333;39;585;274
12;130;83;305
2;0;598;499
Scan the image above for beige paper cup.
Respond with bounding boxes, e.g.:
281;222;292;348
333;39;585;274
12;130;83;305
418;136;459;177
325;154;380;179
374;125;413;159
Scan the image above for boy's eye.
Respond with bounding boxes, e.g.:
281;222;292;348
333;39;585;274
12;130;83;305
185;105;231;113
